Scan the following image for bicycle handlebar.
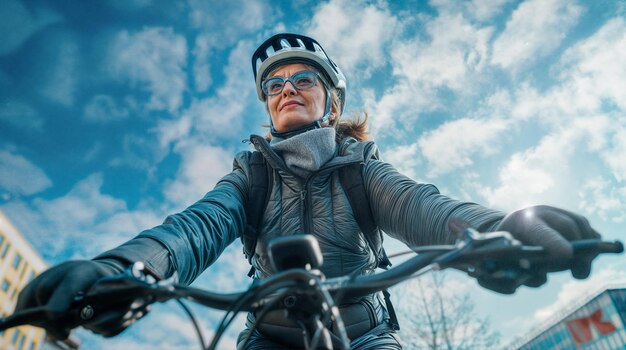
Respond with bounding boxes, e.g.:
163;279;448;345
0;230;622;349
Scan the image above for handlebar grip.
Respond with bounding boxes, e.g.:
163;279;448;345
0;307;51;331
571;240;623;255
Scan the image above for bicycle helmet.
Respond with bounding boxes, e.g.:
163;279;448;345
251;33;347;136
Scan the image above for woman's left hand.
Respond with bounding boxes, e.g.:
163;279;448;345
496;205;601;281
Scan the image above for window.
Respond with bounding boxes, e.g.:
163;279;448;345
1;242;9;258
17;333;25;350
2;279;10;292
13;253;22;269
11;329;20;344
20;264;29;280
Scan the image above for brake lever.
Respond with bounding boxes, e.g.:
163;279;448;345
436;229;623;294
434;228;531;267
437;230;542;279
73;262;174;322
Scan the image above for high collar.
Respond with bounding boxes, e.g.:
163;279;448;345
269;128;336;179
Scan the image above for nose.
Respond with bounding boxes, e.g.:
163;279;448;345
282;80;297;96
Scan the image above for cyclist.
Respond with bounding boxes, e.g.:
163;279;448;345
15;33;601;349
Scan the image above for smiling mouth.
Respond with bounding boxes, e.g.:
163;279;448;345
280;101;302;111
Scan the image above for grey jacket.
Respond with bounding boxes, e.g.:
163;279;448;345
98;135;505;287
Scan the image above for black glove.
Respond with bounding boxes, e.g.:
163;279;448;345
482;205;601;293
14;259;144;339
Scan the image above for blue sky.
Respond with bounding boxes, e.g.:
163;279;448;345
1;0;625;348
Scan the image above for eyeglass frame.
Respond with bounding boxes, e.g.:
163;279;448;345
261;70;322;97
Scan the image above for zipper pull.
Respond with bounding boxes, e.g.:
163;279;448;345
300;190;307;201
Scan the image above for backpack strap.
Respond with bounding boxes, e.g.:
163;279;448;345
338;161;392;270
241;151;272;277
338;141;399;330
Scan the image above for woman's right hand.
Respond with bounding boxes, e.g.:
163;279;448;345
15;260;126;340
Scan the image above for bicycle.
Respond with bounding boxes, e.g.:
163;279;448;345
0;228;622;350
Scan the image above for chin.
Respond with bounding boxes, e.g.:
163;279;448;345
276;117;315;131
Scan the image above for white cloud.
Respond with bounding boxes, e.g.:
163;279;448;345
556;17;626;112
108;0;154;12
0;100;43;130
364;5;496;138
462;0;514;22
382;143;422;180
2;173;163;260
158;41;254;149
192;242;252;292
110;27;187;113
188;0;273;94
157;115;193;149
34;173;125;225
0;0;62;56
363;81;437;138
84;95;131;122
188;0;271;39
431;0;514;22
191;33;213;92
306;0;398;77
578;177;626;223
474;16;626;212
391;11;493;91
0;150;52;196
108;133;167;172
491;0;583;70
163;142;234;209
478;129;575;211
600;124;626;183
509;83;557;121
510;18;626;126
419;117;510;176
180;95;243;138
42;38;79;106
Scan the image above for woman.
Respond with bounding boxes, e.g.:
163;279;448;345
15;33;600;349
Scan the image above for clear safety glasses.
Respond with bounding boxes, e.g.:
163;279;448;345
261;71;319;97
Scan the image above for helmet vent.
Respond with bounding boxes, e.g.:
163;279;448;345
251;33;347;113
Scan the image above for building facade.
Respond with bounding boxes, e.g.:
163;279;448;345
0;211;48;350
513;287;626;349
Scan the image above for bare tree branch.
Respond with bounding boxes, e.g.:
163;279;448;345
390;272;500;350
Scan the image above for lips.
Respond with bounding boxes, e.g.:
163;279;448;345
280;100;303;111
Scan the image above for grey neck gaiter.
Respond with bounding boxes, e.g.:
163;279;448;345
270;128;336;179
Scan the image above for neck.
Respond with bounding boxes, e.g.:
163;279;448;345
270;120;323;139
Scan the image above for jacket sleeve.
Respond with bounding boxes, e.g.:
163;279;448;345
97;153;250;286
363;159;505;248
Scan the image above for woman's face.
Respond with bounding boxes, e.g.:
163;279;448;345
265;63;330;133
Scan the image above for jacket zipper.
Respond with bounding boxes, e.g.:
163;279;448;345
251;135;364;236
301;162;360;235
300;188;309;233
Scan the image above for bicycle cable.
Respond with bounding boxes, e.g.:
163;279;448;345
174;299;207;350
